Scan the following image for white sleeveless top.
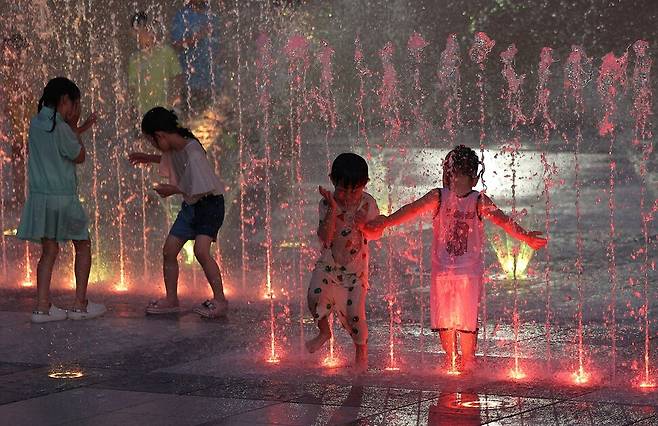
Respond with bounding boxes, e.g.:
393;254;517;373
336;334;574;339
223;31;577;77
431;188;484;277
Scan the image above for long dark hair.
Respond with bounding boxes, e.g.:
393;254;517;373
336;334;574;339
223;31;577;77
38;77;81;133
141;107;199;150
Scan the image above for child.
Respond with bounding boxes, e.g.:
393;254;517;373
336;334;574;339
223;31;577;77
128;11;182;116
170;0;220;115
366;145;547;371
17;77;105;323
306;153;382;372
128;106;227;318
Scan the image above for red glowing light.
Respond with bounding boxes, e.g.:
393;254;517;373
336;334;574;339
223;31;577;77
385;366;400;371
21;280;34;288
446;368;461;376
266;356;280;364
639;380;656;389
114;284;128;292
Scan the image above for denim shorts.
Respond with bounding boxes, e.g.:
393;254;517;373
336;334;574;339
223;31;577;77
170;194;224;241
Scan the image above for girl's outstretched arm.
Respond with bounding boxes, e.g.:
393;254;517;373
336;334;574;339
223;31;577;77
371;188;440;232
479;193;547;250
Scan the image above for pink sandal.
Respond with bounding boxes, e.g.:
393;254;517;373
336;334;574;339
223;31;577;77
145;299;182;315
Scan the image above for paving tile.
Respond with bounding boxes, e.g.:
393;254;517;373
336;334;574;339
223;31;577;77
115;394;276;424
490;401;656;425
0;388;160;426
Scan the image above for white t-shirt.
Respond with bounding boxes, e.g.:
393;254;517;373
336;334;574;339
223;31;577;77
159;138;223;204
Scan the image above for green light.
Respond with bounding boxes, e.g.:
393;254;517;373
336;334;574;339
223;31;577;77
489;231;535;279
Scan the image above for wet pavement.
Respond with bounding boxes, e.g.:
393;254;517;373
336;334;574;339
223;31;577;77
0;288;657;425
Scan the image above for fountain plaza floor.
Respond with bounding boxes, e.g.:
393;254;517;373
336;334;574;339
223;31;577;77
0;287;657;426
0;138;657;425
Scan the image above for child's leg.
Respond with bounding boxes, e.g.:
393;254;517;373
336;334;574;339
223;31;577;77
355;343;367;372
340;274;368;369
438;329;458;368
162;235;187;306
36;239;59;311
460;329;478;367
306;266;333;353
193;235;225;302
71;239;91;310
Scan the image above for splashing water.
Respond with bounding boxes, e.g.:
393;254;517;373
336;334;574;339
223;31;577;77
597;50;628;375
354;36;372;158
407;32;430;361
631;40;654;387
315;41;337;170
235;6;248;292
437;34;462;144
500;43;526;377
379;41;402;370
256;33;278;363
531;46;557;365
564;44;590;382
284;33;311;351
469;32;495;358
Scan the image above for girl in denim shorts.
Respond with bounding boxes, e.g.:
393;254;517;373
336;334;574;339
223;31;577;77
129;107;227;318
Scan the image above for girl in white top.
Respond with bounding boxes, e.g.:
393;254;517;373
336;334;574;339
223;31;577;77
367;145;547;371
129;107;227;318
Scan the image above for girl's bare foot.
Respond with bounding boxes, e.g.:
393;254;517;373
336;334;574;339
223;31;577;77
305;331;331;353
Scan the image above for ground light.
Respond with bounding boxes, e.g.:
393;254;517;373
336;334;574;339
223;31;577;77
572;366;590;384
48;366;85;379
490;233;535;279
509;367;527;380
322;356;341;368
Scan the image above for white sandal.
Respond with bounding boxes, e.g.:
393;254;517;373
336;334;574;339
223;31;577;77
68;301;107;320
31;304;67;323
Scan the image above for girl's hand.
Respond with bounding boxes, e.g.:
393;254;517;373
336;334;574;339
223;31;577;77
318;185;338;210
66;101;81;129
524;231;547;250
78;112;97;133
128;152;151;165
153;183;180;198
